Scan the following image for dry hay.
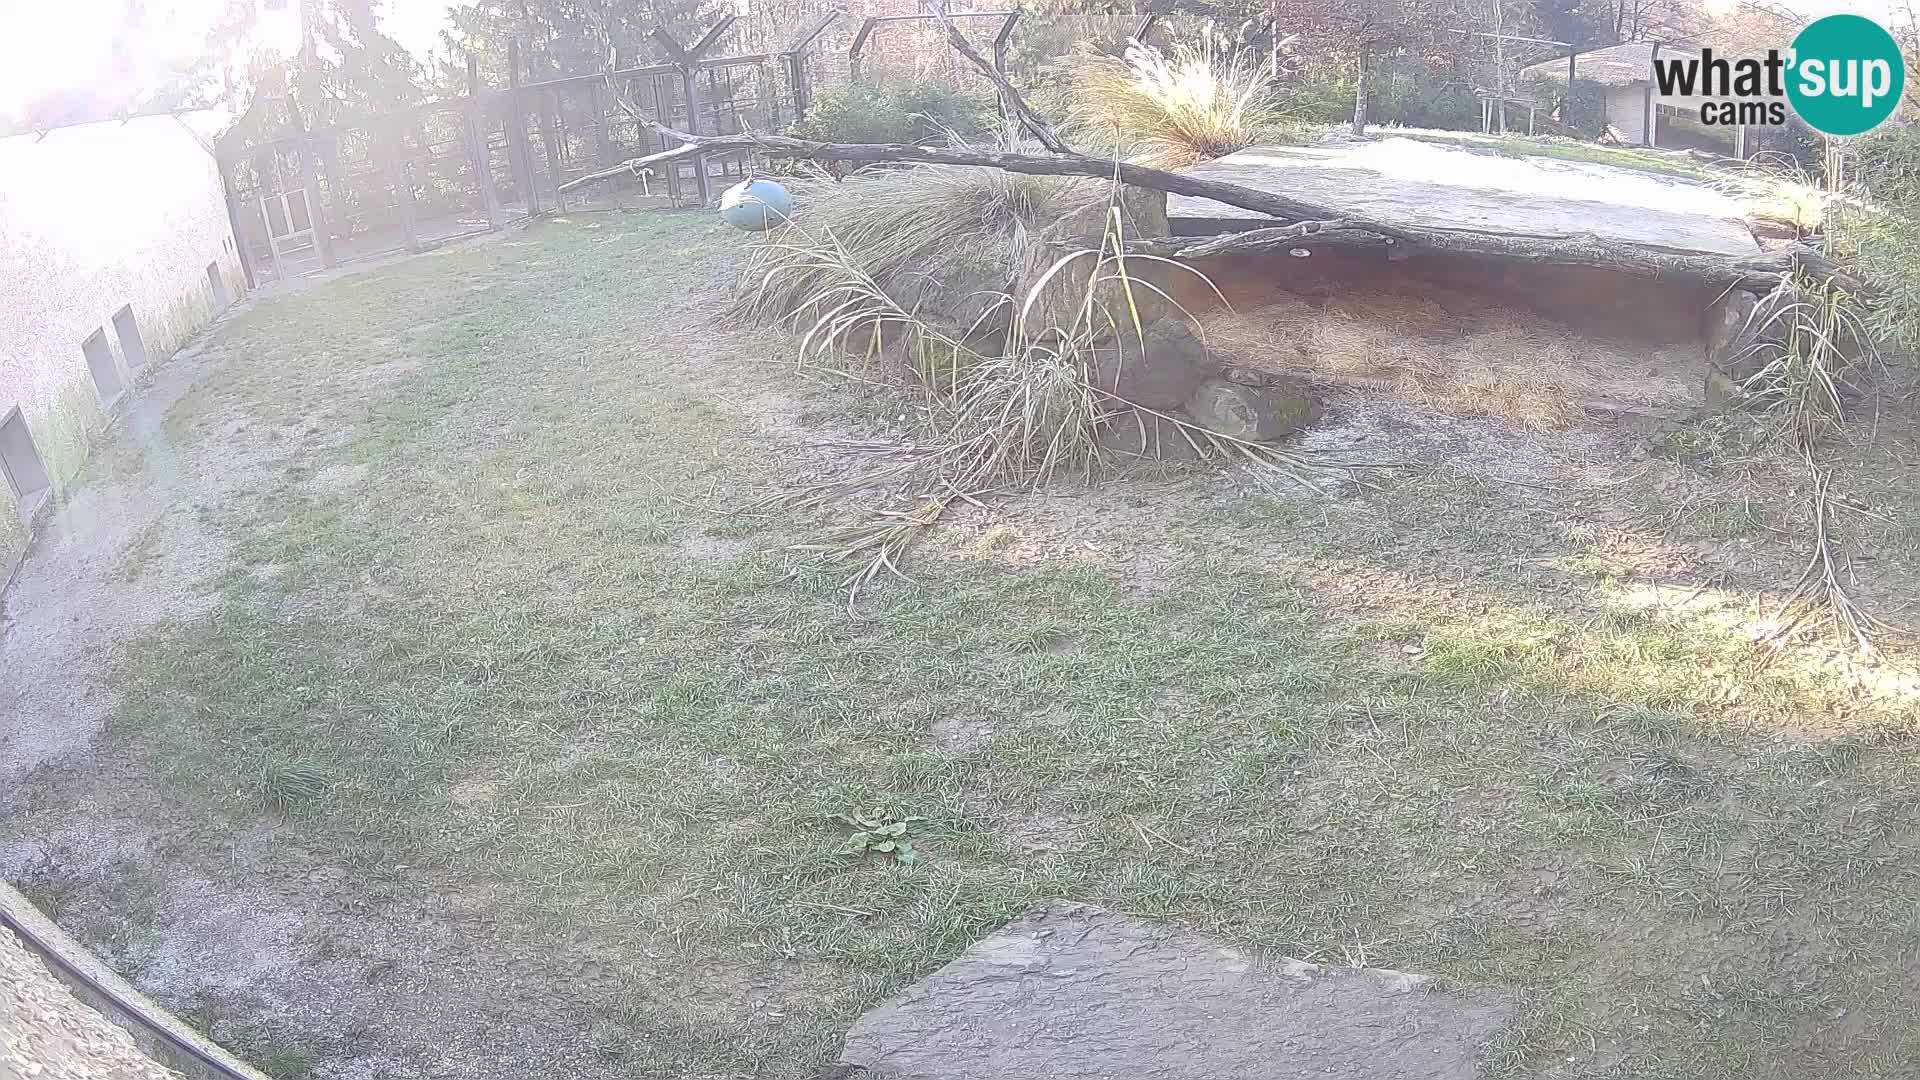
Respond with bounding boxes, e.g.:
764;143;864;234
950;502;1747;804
1198;292;1701;430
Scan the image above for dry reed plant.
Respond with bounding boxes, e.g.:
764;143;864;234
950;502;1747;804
1052;38;1284;168
729;131;1109;371
743;197;1347;608
1710;153;1833;237
1732;273;1878;448
1730;271;1903;656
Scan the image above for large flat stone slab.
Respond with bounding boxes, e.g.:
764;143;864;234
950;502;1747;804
831;902;1516;1079
1170;136;1761;257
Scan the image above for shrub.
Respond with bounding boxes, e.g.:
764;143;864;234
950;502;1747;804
1844;127;1920;358
1369;61;1481;132
1275;59;1483;133
1270;74;1352;126
791;81;992;145
1053;37;1285;166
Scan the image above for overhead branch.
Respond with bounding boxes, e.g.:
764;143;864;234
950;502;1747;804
924;0;1072;154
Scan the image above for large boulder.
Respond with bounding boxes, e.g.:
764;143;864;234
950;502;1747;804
1185;376;1318;441
1097;409;1205;461
1019;185;1178;334
825;902;1516;1080
1088;318;1219;411
1703;287;1765;405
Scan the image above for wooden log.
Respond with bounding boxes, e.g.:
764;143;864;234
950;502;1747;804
1129;225;1859;293
465;57;504;229
559;127;1416;238
507;40;540;216
558;129;1872;294
386;120;422;253
558;14;1875;300
538;88;568;211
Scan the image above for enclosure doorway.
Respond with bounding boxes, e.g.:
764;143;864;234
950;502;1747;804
259;190;317;259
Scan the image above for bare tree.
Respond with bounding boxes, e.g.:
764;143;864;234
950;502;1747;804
1273;0;1464;135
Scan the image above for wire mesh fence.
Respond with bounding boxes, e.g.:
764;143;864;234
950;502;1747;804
213;2;1245;284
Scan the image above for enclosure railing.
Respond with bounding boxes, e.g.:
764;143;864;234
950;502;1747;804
216;12;842;284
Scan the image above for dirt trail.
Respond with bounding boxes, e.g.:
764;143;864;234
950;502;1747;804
0;332;242;784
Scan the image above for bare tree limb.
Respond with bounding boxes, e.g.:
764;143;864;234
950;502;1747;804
924;0;1073;154
1130;224;1868;293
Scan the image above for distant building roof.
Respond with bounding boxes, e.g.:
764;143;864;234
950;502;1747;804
1522;42;1662;88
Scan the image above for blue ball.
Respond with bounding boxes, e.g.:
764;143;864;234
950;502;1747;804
719;178;793;232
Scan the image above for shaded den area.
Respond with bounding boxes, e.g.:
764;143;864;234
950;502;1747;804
1155;137;1767;427
1177;245;1721;427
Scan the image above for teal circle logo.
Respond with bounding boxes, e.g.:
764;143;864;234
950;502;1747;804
1787;14;1905;136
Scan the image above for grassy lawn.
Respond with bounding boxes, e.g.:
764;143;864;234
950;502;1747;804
19;212;1920;1078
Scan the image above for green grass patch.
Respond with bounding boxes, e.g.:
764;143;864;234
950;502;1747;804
65;211;1920;1079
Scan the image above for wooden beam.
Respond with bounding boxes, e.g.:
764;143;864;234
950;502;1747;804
699;53;775;69
927;0;1068;153
466;56;503;228
682;66;709;205
519;63;678;93
506;39;539;216
217;166;260;290
992;9;1021;76
786;8;843;52
590;80;613;173
786;51;811;120
651;27;690;67
848;17;879;83
538;88;568;211
286;97;336;270
688;14;738;60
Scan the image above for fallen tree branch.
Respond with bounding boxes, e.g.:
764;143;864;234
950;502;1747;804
1130;225;1869;293
1765;455;1905;656
559;128;1865;291
564;96;1875;295
560;127;1420;238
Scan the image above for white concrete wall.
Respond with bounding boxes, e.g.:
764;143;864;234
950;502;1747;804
1606;85;1649;145
0;114;242;562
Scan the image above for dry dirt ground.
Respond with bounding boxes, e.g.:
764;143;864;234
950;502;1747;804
3;211;1920;1080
